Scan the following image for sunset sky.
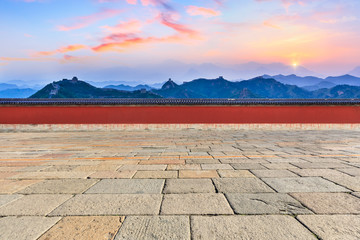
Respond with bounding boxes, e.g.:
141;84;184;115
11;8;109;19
1;0;360;83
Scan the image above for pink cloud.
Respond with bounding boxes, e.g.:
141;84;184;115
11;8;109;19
126;0;137;4
102;33;138;42
37;44;87;56
57;9;123;31
92;14;201;53
255;0;309;10
63;55;77;61
160;14;199;36
186;6;221;17
92;34;183;52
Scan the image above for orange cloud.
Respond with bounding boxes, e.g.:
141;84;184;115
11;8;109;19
102;19;142;34
263;21;282;29
186;6;221;17
37;44;87;56
0;57;53;61
57;9;123;31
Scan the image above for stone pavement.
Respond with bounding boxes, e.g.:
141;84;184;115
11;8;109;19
0;127;360;239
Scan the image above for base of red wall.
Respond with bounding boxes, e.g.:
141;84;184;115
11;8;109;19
1;105;360;124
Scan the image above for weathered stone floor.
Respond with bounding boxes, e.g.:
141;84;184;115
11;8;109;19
0;127;360;239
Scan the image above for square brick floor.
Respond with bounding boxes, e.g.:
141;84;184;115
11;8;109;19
0;127;359;239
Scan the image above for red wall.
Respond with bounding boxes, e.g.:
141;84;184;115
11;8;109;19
1;105;360;124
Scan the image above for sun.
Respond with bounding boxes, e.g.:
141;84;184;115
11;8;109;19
292;62;298;67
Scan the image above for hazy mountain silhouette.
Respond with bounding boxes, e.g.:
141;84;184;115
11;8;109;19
349;66;360;77
0;83;37;98
262;74;323;87
264;74;360;87
302;81;336;91
0;83;18;91
0;88;37;98
104;84;153;91
325;75;360;86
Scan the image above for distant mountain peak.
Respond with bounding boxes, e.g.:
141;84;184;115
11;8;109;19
349;66;360;77
71;77;79;82
161;78;178;90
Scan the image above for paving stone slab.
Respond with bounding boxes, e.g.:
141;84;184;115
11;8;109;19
17;166;50;172
291;192;360;214
85;179;164;194
261;163;299;169
115;216;190;240
185;159;220;164
201;164;233;170
9;171;92;180
353;192;360;198
191;215;316;240
119;165;167;171
163;179;215;194
231;163;267;170
133;170;178;179
226;193;312;214
213;178;274;193
0;194;22;208
0;179;40;194
179;170;218;178
41;165;79;172
290;168;345;177
161;193;233;215
219;158;268;164
298;215;360;240
167;164;201;170
38;216;124;240
139;159;184;165
291;162;350;169
324;175;360;191
18;179;98;194
217;170;255;178
0;167;22;172
262;177;349;193
338;168;360;176
0;194;72;216
251;169;298;178
74;164;121;172
0;172;21;179
0;216;61;240
49;194;162;216
88;170;136;179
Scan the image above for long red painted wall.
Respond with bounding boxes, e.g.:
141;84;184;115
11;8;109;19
1;105;360;124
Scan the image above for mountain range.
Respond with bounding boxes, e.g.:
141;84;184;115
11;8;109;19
0;83;37;98
263;74;360;87
28;76;360;99
30;77;161;98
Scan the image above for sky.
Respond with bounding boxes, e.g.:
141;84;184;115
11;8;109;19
0;0;360;84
